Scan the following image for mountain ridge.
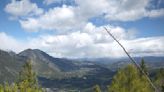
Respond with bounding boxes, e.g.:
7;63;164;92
0;49;112;83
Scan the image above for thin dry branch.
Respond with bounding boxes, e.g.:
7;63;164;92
104;27;158;92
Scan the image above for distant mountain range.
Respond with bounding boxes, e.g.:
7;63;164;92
0;49;112;83
0;49;163;91
76;56;164;70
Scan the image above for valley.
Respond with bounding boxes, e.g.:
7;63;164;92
0;49;163;91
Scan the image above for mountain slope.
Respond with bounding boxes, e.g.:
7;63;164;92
0;49;112;82
18;49;61;78
0;50;24;83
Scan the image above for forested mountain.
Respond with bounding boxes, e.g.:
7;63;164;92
0;49;113;84
0;49;163;91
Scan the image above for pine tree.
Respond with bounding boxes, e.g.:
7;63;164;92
18;61;43;92
18;61;37;87
140;58;148;76
0;61;43;92
109;64;153;92
93;85;101;92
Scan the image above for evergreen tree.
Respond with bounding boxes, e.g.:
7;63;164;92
0;61;43;92
18;61;42;92
140;58;148;76
155;68;164;92
18;61;37;87
109;64;153;92
93;85;101;92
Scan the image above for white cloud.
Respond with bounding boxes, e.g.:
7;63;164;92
124;37;164;56
5;0;43;18
42;0;164;22
19;18;40;32
43;0;57;5
43;0;60;5
0;32;46;53
83;0;164;21
20;5;86;31
43;0;75;5
2;0;164;58
16;0;164;32
0;32;25;52
0;24;164;58
146;9;164;18
76;0;109;18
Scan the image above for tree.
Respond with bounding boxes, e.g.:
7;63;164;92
93;85;101;92
18;61;37;86
109;64;153;92
140;58;148;76
11;83;18;92
0;84;3;92
0;61;43;92
155;68;164;92
18;61;43;92
4;83;12;92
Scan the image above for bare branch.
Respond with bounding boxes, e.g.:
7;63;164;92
104;27;158;92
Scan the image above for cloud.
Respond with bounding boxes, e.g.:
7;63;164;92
43;0;58;5
146;9;164;18
75;0;109;18
5;0;43;18
76;0;164;21
0;32;47;53
66;0;164;21
43;0;75;5
20;5;86;31
0;24;164;58
0;32;25;52
2;0;164;58
16;0;164;32
124;37;164;56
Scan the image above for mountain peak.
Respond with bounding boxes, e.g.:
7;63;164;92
21;48;43;53
18;49;47;57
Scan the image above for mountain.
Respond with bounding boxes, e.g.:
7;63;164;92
18;49;93;79
87;57;164;71
0;49;113;82
0;50;24;83
1;49;163;91
0;49;115;91
19;49;62;78
19;49;78;72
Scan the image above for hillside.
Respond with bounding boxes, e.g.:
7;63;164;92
0;50;24;83
0;49;164;91
0;49;113;84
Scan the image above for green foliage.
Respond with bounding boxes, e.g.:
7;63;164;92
140;58;148;76
155;68;164;92
0;61;44;92
0;83;18;92
18;61;37;87
93;85;101;92
0;85;3;92
109;64;153;92
18;61;43;92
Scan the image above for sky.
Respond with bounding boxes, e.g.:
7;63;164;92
0;0;164;58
